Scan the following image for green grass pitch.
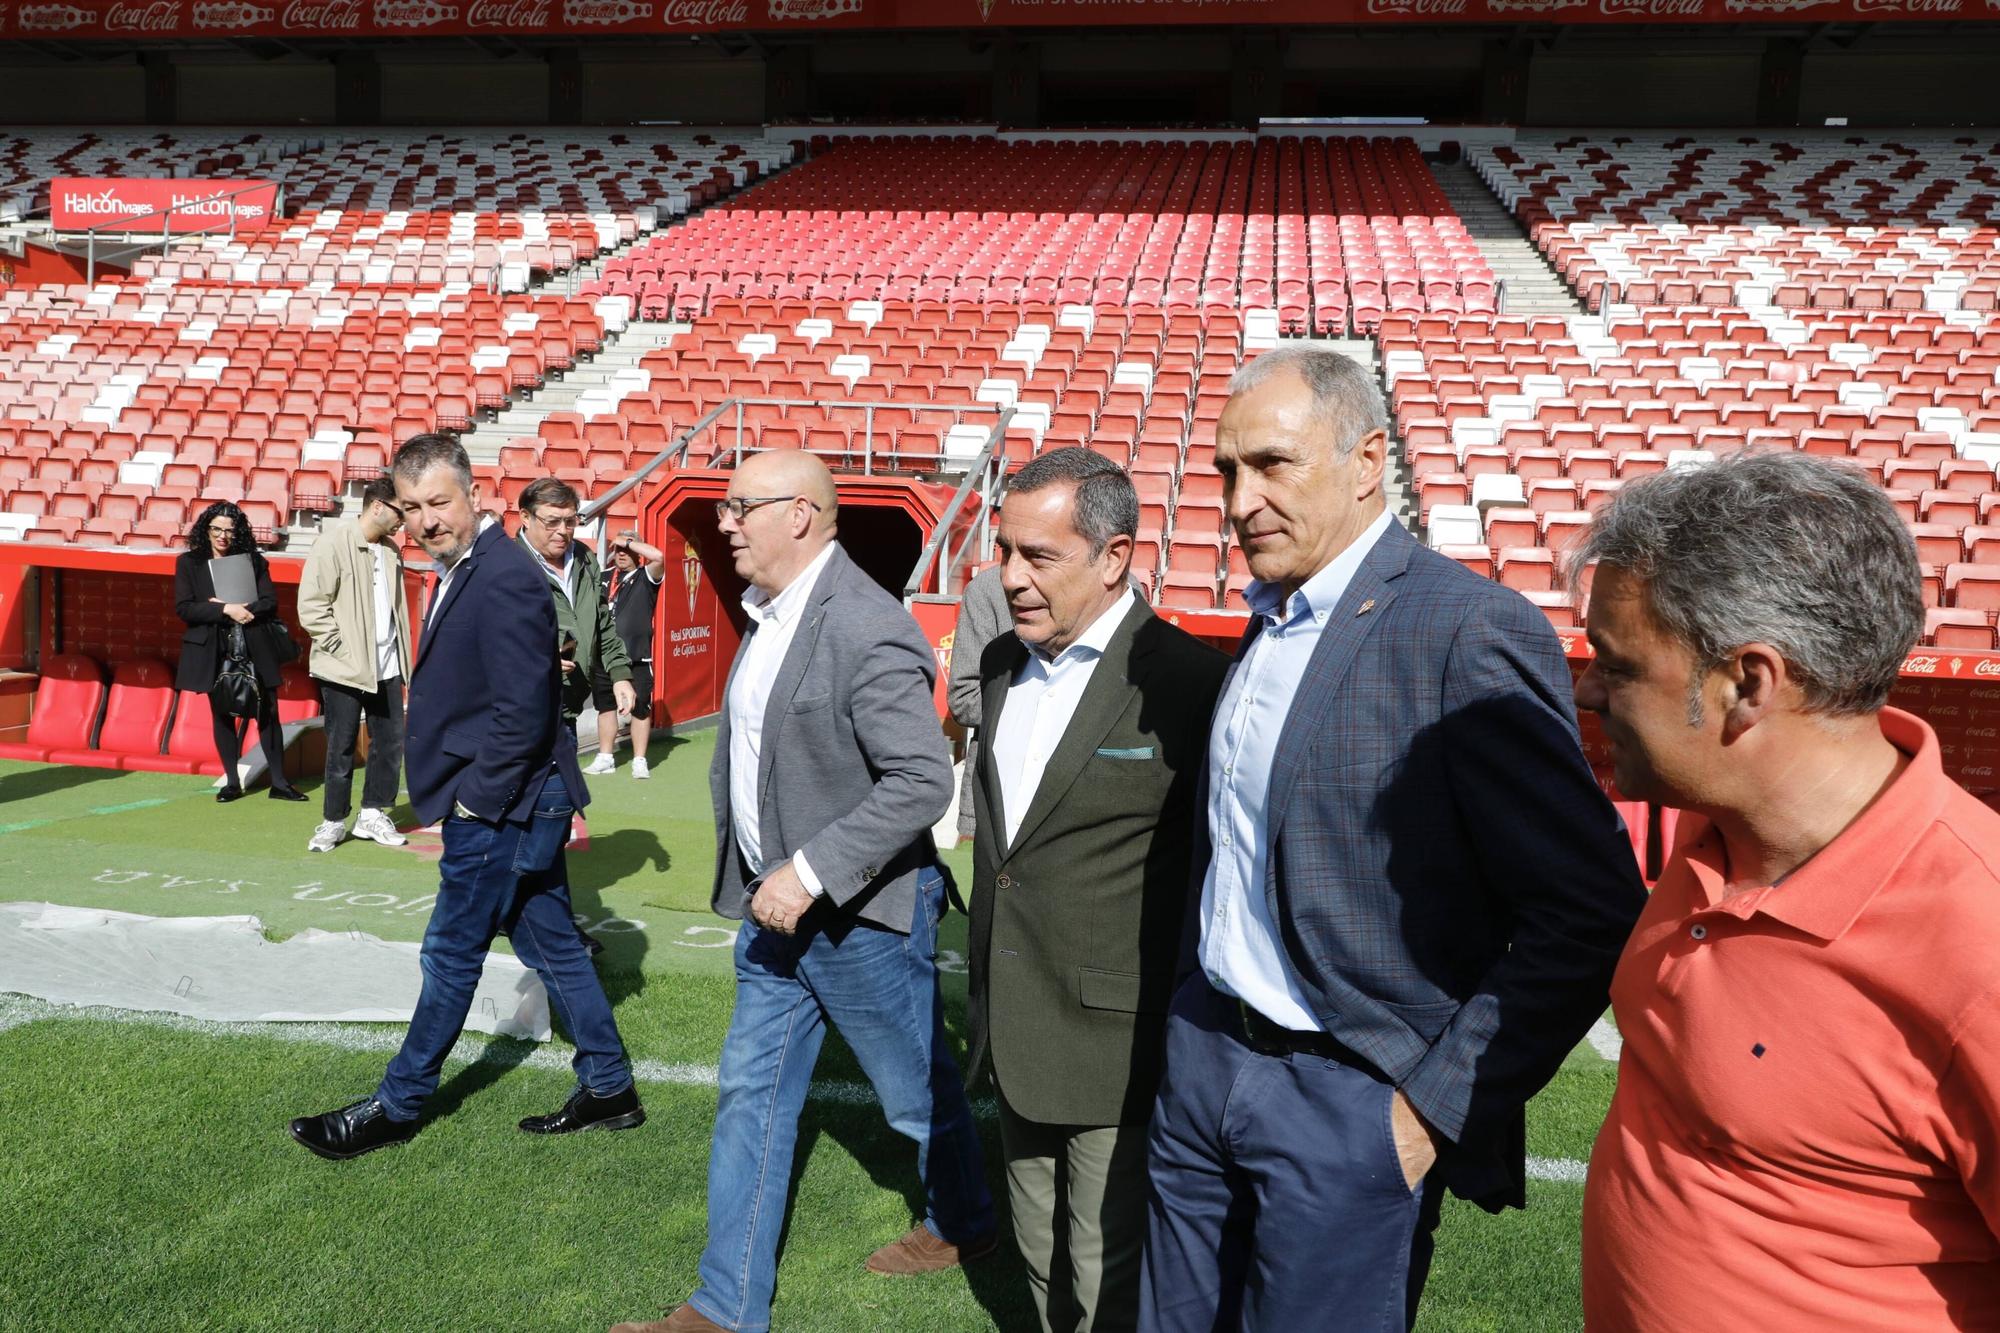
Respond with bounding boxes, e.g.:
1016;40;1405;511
0;737;1610;1332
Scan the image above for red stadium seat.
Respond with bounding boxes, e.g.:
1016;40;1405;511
123;690;230;775
46;660;177;769
0;655;107;763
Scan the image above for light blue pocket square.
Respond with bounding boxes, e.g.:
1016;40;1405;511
1096;746;1156;760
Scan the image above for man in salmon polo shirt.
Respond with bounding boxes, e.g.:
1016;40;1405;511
1570;448;2000;1330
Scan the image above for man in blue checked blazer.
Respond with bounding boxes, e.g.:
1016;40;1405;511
1138;348;1647;1333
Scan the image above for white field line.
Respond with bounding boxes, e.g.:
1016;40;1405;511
1586;1017;1624;1062
0;994;1595;1182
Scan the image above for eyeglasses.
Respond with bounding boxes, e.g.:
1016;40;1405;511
529;512;580;531
209;524;236;536
715;495;823;523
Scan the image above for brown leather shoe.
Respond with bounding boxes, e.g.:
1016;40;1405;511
864;1224;1000;1275
607;1304;730;1333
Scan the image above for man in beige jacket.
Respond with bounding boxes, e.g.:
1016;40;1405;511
297;478;414;853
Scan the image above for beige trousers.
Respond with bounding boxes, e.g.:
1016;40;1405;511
997;1090;1151;1333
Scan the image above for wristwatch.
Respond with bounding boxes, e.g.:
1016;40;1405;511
452;800;480;821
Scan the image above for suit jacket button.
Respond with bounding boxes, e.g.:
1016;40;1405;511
996;873;1013;889
863;866;878;880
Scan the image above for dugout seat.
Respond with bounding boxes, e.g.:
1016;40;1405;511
0;654;107;763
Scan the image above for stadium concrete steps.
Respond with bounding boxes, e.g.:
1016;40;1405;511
1327;338;1416;533
564;151;807;296
461;322;688;469
1432;158;1583;318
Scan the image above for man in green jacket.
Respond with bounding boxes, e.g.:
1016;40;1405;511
516;477;636;743
297;477;414;855
965;449;1229;1333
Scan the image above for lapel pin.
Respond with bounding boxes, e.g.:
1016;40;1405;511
1356;599;1376;616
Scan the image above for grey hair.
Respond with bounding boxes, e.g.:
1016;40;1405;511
1227;346;1388;458
391;433;474;496
1005;446;1139;557
1570;449;1923;719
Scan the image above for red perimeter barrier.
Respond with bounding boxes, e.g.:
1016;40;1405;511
0;0;1974;42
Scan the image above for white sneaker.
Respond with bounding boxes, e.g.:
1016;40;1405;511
630;757;650;780
307;819;346;854
584;753;617;776
352;808;408;847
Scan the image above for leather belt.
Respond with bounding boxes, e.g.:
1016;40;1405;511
1234;997;1381;1077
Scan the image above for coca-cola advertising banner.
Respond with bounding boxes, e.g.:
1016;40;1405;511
0;0;1981;39
50;177;280;234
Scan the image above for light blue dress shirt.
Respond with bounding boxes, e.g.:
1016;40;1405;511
1198;507;1396;1031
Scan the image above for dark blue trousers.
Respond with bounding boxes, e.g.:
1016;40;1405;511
1138;975;1445;1333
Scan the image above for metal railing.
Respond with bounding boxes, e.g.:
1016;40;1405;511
699;396;1011;478
75;180;286;283
576;395;1013;602
904;406;1012;603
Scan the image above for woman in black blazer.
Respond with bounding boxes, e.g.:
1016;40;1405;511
174;501;306;802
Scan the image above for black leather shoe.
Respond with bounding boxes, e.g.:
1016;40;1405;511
289;1097;420;1160
216;787;244;803
269;787;309;802
519;1084;645;1135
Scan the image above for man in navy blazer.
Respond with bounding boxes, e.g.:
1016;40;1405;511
289;435;641;1160
1138;349;1647;1331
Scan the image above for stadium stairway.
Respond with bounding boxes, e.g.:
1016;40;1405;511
464;320;686;469
1433;159;1584;320
1333;335;1422;536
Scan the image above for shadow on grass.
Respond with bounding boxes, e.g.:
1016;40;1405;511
0;763;132;806
571;826;663;1011
425;1035;537;1123
776;1087;1036;1331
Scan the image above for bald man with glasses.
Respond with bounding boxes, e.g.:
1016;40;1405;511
611;449;993;1333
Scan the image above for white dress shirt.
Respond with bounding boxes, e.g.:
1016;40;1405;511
989;587;1135;846
727;541;838;898
371;543;402;683
426;549;471;631
1199;507;1395;1031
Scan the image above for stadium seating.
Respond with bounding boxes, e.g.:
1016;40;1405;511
589;136;1495;334
45;658;176;769
0;128;785;553
477;294;1258;607
0;129;789;219
1474;134;2000;312
0;654;107;762
0;283;606;546
1382;302;2000;638
121;665;320;777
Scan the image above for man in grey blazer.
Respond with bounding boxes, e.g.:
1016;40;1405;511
966;449;1228;1333
611;449;994;1333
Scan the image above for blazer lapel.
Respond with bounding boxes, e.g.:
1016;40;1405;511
1002;600;1151;861
412;535;485;679
1264;523;1416;837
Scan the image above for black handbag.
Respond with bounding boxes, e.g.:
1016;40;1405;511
211;625;263;720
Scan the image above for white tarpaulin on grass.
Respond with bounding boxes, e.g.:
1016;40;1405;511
0;902;550;1040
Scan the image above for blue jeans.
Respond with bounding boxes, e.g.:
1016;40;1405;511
689;867;993;1332
376;772;633;1120
1138;975;1443;1333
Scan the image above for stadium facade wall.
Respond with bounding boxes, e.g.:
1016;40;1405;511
1526;44;1764;127
174;57;337;124
0;29;1996;127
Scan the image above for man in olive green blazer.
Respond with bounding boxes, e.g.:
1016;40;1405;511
964;448;1229;1333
